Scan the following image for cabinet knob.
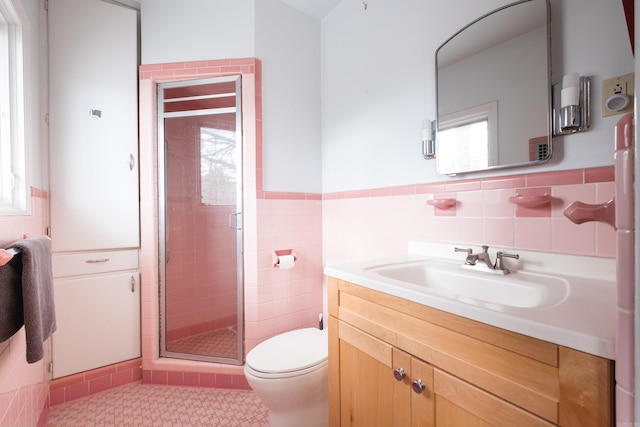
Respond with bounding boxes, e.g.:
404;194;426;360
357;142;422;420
128;153;135;171
411;379;426;394
393;368;406;381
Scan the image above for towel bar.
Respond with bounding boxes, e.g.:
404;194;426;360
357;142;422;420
0;247;21;266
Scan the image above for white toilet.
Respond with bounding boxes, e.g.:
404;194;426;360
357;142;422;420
244;328;328;427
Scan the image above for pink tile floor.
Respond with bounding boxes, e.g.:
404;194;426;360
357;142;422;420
47;382;268;426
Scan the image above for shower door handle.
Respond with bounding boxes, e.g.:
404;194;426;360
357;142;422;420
228;212;242;230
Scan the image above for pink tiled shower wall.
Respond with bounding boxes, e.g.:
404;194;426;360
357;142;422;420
322;166;616;264
164;114;239;341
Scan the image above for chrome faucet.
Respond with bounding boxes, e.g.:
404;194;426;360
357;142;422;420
454;245;519;275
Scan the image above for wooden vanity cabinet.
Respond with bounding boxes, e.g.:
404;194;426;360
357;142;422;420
328;277;614;427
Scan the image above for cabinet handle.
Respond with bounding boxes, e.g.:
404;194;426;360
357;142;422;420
411;379;426;394
130;276;135;293
85;258;110;263
228;212;242;230
129;153;135;171
393;368;406;381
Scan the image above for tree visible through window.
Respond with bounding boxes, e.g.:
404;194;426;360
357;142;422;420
200;127;237;206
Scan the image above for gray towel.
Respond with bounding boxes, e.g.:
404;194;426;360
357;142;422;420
13;237;56;363
0;257;24;342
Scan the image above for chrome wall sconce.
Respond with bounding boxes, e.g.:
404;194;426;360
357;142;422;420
422;119;436;159
552;73;591;135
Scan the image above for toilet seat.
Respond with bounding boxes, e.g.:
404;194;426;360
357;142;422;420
245;328;328;379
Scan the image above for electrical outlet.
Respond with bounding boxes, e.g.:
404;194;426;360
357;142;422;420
602;72;634;117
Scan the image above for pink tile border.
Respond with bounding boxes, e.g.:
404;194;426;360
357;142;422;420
585;166;615;183
525;169;584;187
142;370;251;390
320;166;613;202
49;358;143;407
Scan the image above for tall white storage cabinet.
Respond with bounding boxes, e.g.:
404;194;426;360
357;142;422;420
48;0;141;378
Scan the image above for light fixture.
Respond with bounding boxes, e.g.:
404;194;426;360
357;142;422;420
560;73;580;131
422;119;435;159
553;73;591;135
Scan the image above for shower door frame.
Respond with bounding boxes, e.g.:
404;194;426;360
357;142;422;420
157;75;244;365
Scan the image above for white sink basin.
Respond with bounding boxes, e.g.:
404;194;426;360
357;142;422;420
325;242;616;359
366;260;569;309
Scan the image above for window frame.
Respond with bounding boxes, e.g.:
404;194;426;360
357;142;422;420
0;0;27;215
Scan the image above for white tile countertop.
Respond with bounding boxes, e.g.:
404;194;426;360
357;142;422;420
324;241;617;360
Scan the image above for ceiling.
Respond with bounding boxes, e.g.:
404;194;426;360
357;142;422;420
279;0;343;19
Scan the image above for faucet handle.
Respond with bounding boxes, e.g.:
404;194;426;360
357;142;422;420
454;247;472;254
495;251;520;272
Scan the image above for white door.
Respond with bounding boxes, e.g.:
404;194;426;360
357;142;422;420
48;0;139;252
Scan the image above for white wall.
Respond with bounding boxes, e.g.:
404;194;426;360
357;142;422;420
321;0;635;192
255;0;322;193
140;0;633;193
140;0;255;64
141;0;323;193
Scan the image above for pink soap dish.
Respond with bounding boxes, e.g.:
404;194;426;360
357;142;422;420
508;193;551;208
427;197;456;209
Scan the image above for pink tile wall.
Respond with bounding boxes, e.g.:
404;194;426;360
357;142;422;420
0;189;51;427
246;197;323;352
323;167;616;264
614;113;635;425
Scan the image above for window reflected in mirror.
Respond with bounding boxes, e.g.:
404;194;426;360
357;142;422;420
438;101;497;173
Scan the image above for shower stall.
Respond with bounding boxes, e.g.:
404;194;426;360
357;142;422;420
157;76;244;364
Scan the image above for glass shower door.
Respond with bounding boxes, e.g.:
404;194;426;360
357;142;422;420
158;76;243;364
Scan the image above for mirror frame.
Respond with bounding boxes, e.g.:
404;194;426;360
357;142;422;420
435;0;552;175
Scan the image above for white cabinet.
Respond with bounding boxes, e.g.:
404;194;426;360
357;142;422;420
48;0;139;252
48;0;141;378
52;251;140;378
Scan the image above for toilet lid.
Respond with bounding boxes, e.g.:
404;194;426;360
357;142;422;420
246;328;328;374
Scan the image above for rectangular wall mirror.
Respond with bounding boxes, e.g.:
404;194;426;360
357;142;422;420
435;0;551;175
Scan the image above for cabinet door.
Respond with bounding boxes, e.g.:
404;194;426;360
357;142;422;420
52;271;141;378
337;322;406;426
433;370;554;427
48;0;139;252
393;350;435;427
410;356;435;426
